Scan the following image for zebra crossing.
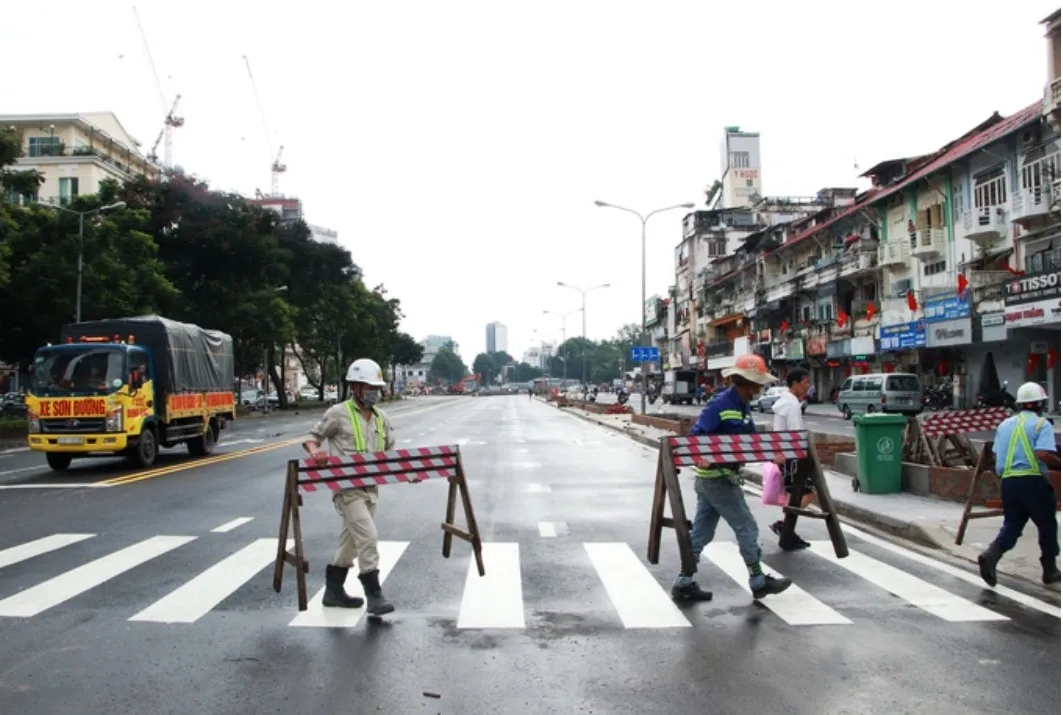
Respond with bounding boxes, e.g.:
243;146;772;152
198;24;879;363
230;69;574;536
0;528;1056;630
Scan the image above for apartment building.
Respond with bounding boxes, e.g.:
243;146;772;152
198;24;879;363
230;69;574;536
1;112;160;204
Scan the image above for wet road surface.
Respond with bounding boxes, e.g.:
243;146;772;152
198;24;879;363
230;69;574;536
0;396;1058;714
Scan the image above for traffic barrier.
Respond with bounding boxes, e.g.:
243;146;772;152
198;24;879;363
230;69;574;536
950;408;1062;544
272;445;485;611
647;430;849;576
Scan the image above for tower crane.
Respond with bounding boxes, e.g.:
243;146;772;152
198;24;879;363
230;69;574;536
242;54;287;197
133;6;183;169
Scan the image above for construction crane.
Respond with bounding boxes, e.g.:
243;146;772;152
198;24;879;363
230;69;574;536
242;54;286;197
133;6;183;169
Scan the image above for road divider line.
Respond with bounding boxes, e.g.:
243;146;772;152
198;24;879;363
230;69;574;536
0;533;95;570
0;483;113;489
585;542;690;629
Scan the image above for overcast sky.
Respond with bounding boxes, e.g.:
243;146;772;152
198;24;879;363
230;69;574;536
5;1;1053;363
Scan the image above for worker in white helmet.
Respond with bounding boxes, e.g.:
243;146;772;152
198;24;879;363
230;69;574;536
978;382;1061;588
303;357;396;615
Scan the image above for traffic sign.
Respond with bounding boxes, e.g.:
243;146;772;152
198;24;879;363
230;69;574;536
630;346;660;363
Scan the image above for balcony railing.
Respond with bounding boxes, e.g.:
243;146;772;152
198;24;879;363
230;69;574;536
840;251;878;277
878;240;910;266
1012;183;1055;225
962;206;1009;246
703;340;732;358
910;227;947;260
1046;77;1061;116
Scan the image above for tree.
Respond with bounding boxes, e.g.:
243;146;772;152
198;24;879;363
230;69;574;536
512;362;543;383
472;353;496;385
389;332;424;392
429;341;466;385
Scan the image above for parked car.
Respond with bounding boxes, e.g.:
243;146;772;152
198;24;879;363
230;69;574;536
754;387;808;415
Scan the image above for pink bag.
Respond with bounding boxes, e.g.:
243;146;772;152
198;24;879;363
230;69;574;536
761;462;788;506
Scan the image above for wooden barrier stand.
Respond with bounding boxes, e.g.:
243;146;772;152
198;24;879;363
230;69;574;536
951;407;1062;545
647;430;849;575
273;444;485;611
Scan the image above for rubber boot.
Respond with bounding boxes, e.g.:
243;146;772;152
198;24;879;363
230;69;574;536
978;543;1003;587
321;565;365;608
358;569;395;615
1041;557;1061;586
771;521;810;551
752;575;792;600
671;579;714;602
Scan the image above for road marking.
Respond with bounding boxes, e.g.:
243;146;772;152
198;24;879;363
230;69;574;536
0;483;112;489
0;447;29;455
457;542;525;629
538;521;568;537
526;483;551;493
705;543;852;626
807;542;1008;622
101;439;305;486
456;438;470;446
0;535;195;617
288;541;408;628
0;465;52;477
0;534;95;570
219;438;265;447
129;539;281;623
211;517;254;533
585;542;690;629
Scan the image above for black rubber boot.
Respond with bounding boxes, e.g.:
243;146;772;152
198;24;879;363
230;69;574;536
978;543;1003;587
771;521;811;550
357;569;395;615
1041;556;1061;586
752;575;792;600
322;565;365;608
671;580;714;602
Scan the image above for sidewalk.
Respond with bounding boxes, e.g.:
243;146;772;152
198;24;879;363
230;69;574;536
551;400;1060;594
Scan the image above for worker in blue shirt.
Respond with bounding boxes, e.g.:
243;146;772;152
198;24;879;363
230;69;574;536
978;382;1061;587
671;354;793;603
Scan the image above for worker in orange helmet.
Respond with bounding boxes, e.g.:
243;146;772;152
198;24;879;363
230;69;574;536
671;353;793;604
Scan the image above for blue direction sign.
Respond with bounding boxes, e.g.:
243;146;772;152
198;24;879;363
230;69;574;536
630;346;660;363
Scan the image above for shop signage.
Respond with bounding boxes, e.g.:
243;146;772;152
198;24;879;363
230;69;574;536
850;336;876;355
979;312;1007;342
1004;297;1062;328
925;318;972;348
645;296;662;325
1004;270;1060;307
826;339;850;359
880;321;926;351
806;334;828;356
922;293;971;322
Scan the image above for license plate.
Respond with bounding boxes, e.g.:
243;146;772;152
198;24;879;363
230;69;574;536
56;437;85;445
897;398;911;405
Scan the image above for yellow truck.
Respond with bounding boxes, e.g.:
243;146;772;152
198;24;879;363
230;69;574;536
25;315;237;471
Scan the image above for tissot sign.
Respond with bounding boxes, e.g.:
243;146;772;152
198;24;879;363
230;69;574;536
1004;270;1060;306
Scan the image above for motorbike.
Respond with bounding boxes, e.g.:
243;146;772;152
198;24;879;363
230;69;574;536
922;382;952;411
976;380;1017;410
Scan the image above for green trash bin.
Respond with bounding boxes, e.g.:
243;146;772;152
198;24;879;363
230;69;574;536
851;413;907;494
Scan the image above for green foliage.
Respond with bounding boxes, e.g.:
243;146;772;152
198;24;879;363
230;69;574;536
428;341;466;385
545;323;644;384
471;350;517;386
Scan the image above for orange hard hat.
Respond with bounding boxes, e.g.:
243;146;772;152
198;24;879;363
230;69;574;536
722;353;777;385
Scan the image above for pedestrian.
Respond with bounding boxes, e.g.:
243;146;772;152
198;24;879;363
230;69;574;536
303;357;396;614
978;382;1061;587
671;353;793;603
770;367;814;550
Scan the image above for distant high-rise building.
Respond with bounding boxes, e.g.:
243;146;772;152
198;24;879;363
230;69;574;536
486;322;508;354
422;335;454;360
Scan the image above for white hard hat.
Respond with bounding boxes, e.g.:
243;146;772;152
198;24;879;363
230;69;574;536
345;358;387;387
1015;381;1048;405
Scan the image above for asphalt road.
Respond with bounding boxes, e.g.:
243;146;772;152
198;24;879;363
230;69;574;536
0;395;1058;715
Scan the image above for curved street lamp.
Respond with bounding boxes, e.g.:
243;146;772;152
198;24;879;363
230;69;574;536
557;281;610;386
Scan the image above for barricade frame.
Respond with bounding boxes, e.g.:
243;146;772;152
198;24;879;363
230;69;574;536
647;430;849;575
272;444;485;611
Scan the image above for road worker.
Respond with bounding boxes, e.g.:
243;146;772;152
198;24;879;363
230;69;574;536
978;382;1061;588
671;353;793;603
303;357;396;615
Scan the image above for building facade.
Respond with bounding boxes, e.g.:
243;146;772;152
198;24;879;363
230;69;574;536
1;112;160;204
307;224;338;244
486;322;508;354
719;126;763;209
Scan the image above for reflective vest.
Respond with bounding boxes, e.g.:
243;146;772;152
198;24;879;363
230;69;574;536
694;408;753;482
1001;414;1049;479
343;400;387;453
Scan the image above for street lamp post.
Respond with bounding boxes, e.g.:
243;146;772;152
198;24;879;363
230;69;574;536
557;281;610;387
543;308;582;388
593;200;695;415
39;201;127;322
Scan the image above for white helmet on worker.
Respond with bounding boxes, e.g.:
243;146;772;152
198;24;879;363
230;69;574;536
722;353;778;386
1015;381;1049;407
345;358;387;387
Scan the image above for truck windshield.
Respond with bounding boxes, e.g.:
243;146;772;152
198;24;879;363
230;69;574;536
30;347;127;397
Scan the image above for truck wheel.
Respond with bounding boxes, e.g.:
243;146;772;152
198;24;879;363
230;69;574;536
188;421;217;457
46;453;73;472
132;427;158;468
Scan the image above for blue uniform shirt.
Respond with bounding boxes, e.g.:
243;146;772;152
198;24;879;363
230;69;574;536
690;386;756;436
993;411;1057;476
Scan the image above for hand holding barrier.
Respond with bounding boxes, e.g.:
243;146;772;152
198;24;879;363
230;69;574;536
647;431;849;575
272;445;485;611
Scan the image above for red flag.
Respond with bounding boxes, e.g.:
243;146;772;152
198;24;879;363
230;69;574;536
779;319;789;335
1006;265;1026;277
836;311;848;327
957;273;968;296
906;289;918;312
865;302;876;322
1048;348;1058;371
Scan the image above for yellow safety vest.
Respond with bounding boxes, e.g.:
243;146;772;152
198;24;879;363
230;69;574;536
344;400;387;453
1001;414;1049;479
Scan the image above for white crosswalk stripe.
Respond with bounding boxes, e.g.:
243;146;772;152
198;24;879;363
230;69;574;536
0;532;1055;629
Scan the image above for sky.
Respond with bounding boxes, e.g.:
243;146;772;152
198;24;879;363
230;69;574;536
4;1;1054;365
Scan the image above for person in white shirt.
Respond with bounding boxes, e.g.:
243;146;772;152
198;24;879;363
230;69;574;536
771;368;814;550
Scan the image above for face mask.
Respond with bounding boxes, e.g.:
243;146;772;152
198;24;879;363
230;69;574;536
360;390;382;406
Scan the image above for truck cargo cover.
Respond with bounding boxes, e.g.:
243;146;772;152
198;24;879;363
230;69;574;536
59;316;234;404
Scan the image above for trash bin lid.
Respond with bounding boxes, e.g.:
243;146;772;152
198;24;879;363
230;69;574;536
852;413;909;426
